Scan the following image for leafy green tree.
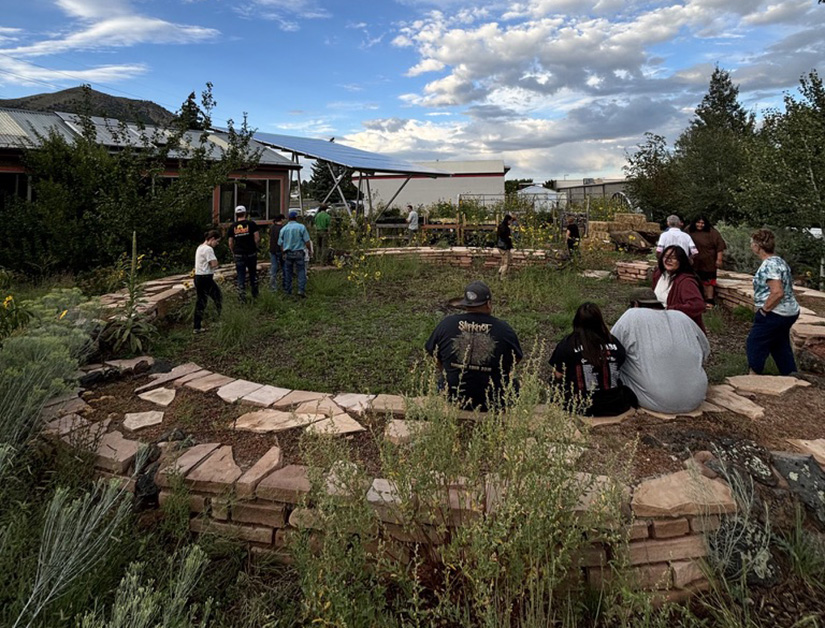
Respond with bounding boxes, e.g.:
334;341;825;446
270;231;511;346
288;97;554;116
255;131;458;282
504;178;533;194
174;90;208;131
306;160;357;203
623;132;681;223
673;66;756;224
736;70;825;286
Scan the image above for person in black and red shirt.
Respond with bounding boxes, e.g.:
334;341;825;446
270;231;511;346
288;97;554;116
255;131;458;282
549;302;637;417
227;205;260;302
426;280;522;411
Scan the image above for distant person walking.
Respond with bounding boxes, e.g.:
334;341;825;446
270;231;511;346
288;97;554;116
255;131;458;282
406;204;419;244
497;214;514;278
268;213;285;292
227;205;260;302
656;214;697;259
314;204;331;264
565;215;581;257
193;230;222;334
278;211;311;297
686;215;727;307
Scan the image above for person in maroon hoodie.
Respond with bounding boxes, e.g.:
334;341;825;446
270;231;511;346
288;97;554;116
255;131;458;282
651;245;706;333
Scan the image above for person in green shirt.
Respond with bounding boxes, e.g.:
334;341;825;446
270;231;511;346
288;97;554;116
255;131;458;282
314;204;331;264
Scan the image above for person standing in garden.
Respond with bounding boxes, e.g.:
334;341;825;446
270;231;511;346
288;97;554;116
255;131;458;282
314;204;331;264
565;215;581;257
268;213;285;292
193;230;222;334
686;215;726;308
278;211;311;297
496;214;514;277
747;229;800;376
406;204;419;244
227;205;260;302
656;214;697;259
426;280;522;411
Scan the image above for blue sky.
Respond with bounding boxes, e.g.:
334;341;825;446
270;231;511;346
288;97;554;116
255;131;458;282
1;0;823;181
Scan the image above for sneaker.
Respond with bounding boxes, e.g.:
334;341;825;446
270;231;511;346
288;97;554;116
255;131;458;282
193;328;207;334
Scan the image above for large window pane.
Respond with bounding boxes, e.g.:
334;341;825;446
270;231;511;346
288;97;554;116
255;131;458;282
219;182;235;223
236;179;266;221
268;179;281;220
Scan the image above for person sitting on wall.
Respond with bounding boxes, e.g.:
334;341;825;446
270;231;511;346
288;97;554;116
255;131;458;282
549;302;637;416
611;288;710;415
425;280;523;412
652;245;707;333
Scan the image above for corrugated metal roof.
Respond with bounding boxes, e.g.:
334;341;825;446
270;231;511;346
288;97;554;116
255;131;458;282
249;131;451;177
0;107;76;148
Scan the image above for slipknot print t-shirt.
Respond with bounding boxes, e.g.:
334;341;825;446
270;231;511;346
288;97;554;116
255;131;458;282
425;312;522;411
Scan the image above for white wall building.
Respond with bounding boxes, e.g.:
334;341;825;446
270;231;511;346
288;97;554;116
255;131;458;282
352;160;507;211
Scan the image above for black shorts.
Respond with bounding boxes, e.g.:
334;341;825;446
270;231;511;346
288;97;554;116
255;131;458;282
696;269;717;285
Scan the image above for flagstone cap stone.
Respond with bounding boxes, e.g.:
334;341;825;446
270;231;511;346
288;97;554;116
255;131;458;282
62;418;111;449
233;409;326;433
186;373;235;392
306;414;365;435
185;445;242;493
156;443;221;488
44;413;91;437
384;419;430;445
123;410;164;431
367;478;405;524
706;385;765;420
726;374;811;396
217;379;264;403
256;464;311;503
105;356;154;374
172;369;213;387
271;390;328;409
333;393;376;415
138;387;176;407
631;470;737;518
240;385;291;407
293;396;340;417
42;396;91;420
136;362;202;393
639;406;703;421
786;439;825;467
236;446;284;498
369;394;407;417
95;430;141;474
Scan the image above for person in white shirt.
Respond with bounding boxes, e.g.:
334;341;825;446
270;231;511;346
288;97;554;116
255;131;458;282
193;230;222;334
656;215;698;259
406;204;419;244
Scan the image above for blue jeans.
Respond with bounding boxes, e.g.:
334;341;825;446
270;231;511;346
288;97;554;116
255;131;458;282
234;253;259;301
269;252;284;291
283;250;306;295
746;310;799;375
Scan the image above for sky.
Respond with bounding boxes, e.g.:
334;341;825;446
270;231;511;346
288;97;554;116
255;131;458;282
0;0;823;181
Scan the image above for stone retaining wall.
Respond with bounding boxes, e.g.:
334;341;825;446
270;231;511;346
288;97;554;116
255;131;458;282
365;246;565;270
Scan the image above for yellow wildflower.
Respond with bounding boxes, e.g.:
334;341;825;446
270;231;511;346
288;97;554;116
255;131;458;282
59;310;68;320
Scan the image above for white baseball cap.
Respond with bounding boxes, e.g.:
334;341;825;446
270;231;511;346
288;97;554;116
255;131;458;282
235;205;247;215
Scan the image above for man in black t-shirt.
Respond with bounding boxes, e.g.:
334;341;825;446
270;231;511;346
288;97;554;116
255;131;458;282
566;216;581;256
227;205;260;301
425;280;523;411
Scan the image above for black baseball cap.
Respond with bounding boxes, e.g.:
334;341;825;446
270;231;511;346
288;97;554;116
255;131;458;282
449;280;492;308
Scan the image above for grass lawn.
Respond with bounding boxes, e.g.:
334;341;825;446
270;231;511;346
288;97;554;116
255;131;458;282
152;255;757;393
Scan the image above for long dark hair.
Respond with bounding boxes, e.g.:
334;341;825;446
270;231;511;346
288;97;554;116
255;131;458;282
572;302;611;366
687;215;712;233
657;245;695;276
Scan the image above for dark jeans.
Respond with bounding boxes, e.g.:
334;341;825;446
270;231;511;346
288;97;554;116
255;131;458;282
316;232;327;264
269;252;284;291
283;250;306;295
234;253;259;301
193;274;222;330
746;310;799;375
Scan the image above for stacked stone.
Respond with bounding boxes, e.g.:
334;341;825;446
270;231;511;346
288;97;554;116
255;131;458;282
366;247;558;270
615;261;652;283
715;278;755;312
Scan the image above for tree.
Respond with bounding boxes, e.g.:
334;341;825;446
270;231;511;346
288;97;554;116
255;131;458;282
306;160;357;203
174;91;208;131
623;133;681;223
504;179;533;194
673;67;756;224
736;70;825;286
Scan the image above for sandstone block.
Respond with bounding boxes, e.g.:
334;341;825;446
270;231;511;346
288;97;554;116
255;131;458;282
44;413;91;437
95;430;141;474
705;385;765;420
186;373;235;392
241;385;291;407
217;379;264;403
628;535;707;566
232;501;287;527
629;520;650;540
384;419;431;445
236;446;283;498
185;445;242;493
689;514;721;533
785;438;825;466
137;388;176;407
671;559;706;588
211;498;229;520
293;396;340;416
369;394;407;417
156;443;221;488
135;362;202;393
171;369;213;386
726;374;810;396
105;356;154;374
306;414;365;435
289;507;323;529
588;562;672;590
367;478;405;524
632;470;736;517
332;393;376;415
271;390;328;409
651;518;690;539
189;518;273;544
257;465;311;503
123;410;164;431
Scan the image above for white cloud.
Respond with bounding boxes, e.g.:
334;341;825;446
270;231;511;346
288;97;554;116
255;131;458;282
55;0;132;20
236;0;331;27
406;58;445;76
